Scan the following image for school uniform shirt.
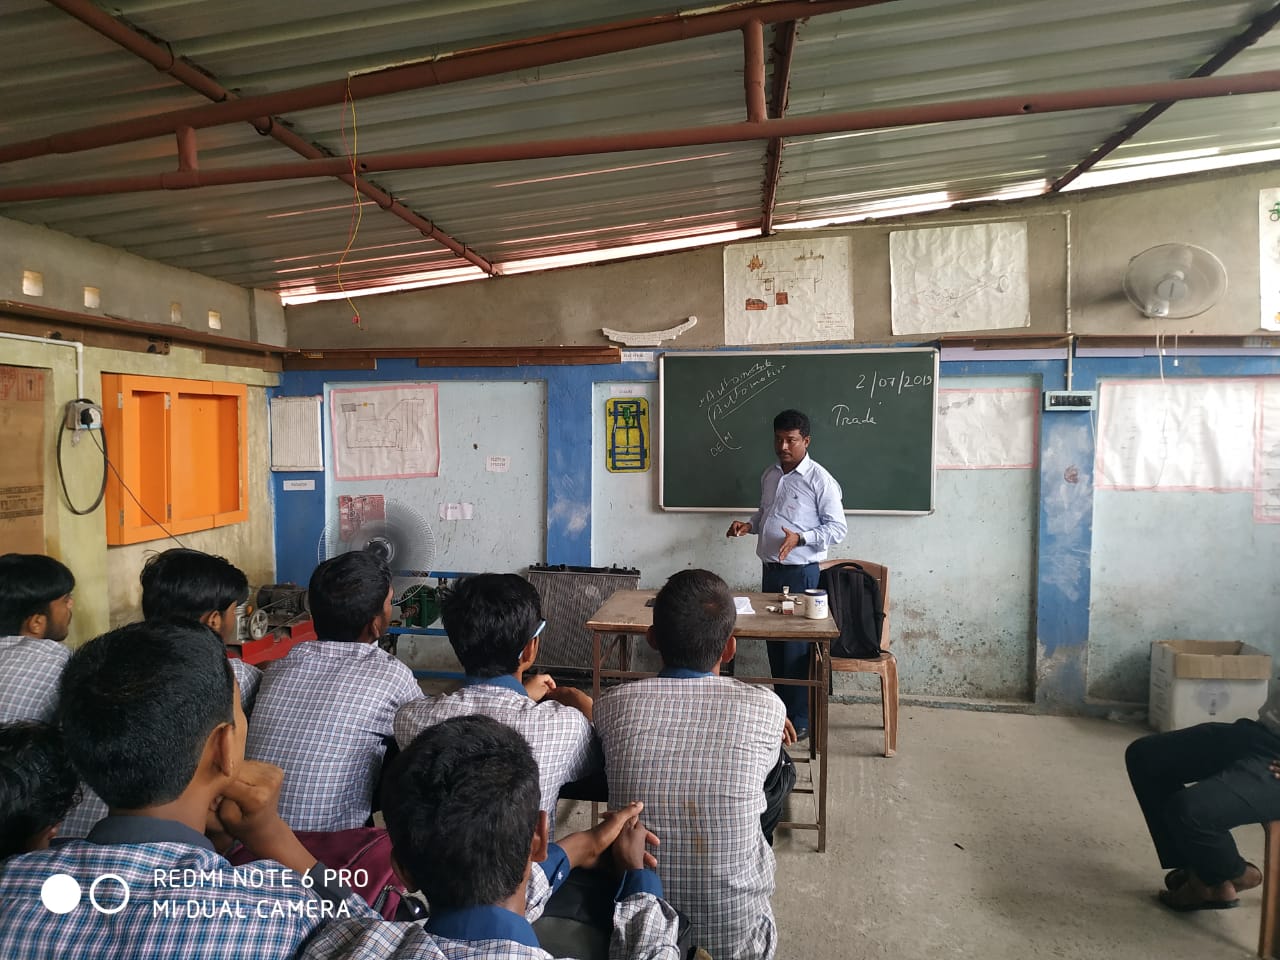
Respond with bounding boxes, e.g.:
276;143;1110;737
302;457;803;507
247;641;422;831
594;671;785;960
393;675;600;836
748;455;847;566
0;634;70;722
0;814;376;960
230;656;264;714
299;844;680;960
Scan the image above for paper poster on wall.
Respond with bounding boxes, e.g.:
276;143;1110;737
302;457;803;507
890;222;1030;335
936;388;1038;469
331;384;440;480
1255;380;1280;521
270;395;323;471
0;365;45;553
1259;188;1280;332
1096;379;1257;491
722;237;852;345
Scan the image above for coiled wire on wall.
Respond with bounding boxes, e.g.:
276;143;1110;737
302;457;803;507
56;401;108;516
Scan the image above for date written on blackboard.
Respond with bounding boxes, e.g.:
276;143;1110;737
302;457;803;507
830;370;933;428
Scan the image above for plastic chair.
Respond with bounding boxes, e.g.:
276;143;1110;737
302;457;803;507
819;558;897;758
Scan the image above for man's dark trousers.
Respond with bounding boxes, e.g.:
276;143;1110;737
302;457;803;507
761;561;819;734
1125;718;1280;884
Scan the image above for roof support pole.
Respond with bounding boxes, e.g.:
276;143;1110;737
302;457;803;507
6;1;888;164
760;21;798;235
743;20;768;123
39;0;495;274
175;126;198;172
8;67;1280;202
1050;1;1280;192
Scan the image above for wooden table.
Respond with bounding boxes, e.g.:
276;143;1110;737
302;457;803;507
585;589;838;852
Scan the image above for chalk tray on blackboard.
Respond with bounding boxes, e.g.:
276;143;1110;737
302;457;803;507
658;349;938;514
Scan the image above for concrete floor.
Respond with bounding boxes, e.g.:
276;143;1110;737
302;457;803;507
558;702;1268;960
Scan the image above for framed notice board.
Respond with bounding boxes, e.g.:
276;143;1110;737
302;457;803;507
659;349;938;513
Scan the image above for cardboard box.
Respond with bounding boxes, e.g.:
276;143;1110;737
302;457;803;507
1149;640;1273;732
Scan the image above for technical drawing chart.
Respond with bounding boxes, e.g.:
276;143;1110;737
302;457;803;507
330;383;440;480
723;237;853;344
605;397;649;472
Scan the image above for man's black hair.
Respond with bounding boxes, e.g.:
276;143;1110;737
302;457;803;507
651;569;736;672
0;554;74;637
441;574;542;678
308;551;392;643
56;619;235;811
383;715;540;911
0;721;80;860
773;409;811;438
140;548;249;621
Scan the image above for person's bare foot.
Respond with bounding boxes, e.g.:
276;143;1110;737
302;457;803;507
1158;872;1239;912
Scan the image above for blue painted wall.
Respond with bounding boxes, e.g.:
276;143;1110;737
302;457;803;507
271;349;1280;715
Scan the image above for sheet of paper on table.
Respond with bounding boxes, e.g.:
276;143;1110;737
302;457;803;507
734;596;756;615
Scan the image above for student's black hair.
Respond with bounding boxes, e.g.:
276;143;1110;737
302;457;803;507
307;551;392;643
773;409;811;438
440;573;542;678
56;619;235;810
0;554;75;637
140;548;249;621
383;715;540;911
0;721;80;860
651;568;736;672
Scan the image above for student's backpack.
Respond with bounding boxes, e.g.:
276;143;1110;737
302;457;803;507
818;561;885;660
228;826;421;920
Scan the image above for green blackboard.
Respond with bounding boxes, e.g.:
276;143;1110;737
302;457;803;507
659;349;938;513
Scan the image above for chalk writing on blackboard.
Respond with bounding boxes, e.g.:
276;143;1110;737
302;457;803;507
699;360;788;454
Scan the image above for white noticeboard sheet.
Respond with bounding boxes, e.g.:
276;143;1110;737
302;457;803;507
936;388;1038;469
722;237;852;345
890;221;1030;335
1260;188;1280;332
1096;379;1257;492
330;383;440;481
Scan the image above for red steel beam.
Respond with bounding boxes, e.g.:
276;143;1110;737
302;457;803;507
743;20;768;123
5;1;886;164
41;0;495;274
1050;2;1280;192
7;68;1280;202
761;20;798;235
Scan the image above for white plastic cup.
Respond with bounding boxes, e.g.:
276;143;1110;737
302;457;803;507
803;588;828;619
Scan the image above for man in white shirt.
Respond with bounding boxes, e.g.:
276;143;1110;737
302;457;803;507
0;553;75;724
726;409;847;739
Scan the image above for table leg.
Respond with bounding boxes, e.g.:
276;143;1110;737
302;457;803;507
817;640;829;853
592;630;603;824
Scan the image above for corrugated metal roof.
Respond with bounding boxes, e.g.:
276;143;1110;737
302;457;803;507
1;0;1278;298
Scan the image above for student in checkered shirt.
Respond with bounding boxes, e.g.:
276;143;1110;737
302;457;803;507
141;548;263;713
595;569;793;960
0;619;374;960
0;553;75;725
0;721;80;860
302;714;680;960
247;551;422;832
394;574;600;836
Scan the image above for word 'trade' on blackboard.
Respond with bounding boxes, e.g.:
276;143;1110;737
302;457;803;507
659;349;938;513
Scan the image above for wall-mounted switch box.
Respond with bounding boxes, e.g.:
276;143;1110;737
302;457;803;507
1043;390;1096;412
64;399;103;430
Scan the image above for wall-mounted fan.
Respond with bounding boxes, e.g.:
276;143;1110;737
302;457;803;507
1122;243;1227;319
317;494;437;573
